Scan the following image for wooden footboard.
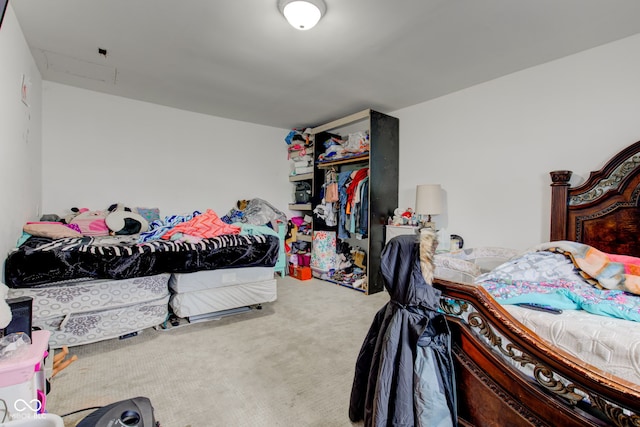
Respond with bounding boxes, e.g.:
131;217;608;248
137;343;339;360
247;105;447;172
435;279;640;427
434;139;640;426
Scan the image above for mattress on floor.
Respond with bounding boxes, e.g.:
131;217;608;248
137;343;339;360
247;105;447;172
7;273;171;319
169;267;275;293
170;279;277;318
36;294;170;349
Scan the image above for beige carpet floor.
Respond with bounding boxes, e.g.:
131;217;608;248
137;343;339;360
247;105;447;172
46;276;389;427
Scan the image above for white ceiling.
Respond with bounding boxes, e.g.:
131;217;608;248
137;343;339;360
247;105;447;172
10;0;640;129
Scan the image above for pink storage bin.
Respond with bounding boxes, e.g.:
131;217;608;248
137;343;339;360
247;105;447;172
299;254;311;267
0;330;50;387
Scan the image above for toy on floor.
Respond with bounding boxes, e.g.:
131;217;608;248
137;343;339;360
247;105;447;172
52;346;78;377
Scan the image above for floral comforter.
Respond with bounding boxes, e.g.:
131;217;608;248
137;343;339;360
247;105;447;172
477;246;640;322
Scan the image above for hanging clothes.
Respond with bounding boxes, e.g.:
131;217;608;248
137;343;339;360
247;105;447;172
354;176;369;238
337;170;353;239
346;168;369;214
348;231;457;427
324;167;339;203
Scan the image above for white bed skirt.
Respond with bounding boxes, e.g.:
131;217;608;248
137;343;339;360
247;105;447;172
169;268;277;318
169;267;274;293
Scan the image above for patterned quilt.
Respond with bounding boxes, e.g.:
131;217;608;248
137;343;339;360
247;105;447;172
536;240;640;295
476;244;640;322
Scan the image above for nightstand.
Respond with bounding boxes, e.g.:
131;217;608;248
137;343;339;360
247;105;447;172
385;225;419;244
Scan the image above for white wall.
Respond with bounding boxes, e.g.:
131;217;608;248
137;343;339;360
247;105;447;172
0;4;42;266
7;7;640;257
393;34;640;251
42;82;292;219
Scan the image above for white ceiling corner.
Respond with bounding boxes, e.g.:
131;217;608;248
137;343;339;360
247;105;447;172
10;0;640;129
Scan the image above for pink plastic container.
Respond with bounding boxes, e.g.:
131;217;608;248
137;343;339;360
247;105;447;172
0;330;50;387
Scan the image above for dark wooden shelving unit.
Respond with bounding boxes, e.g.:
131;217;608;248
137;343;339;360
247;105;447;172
309;109;399;295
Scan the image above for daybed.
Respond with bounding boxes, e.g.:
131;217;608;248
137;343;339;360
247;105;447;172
433;141;640;426
4;207;282;348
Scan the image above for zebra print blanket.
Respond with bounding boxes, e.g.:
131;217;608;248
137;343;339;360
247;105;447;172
4;233;279;288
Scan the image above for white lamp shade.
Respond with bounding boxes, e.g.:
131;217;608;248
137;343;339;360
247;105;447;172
280;0;325;30
415;184;443;216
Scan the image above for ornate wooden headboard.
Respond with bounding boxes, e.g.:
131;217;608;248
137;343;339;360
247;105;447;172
550;140;640;257
435;140;640;427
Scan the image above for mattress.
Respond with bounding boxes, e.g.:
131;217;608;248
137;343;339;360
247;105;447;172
37;294;170;349
7;273;171;318
169;267;274;293
170;278;277;318
7;274;171;349
505;305;640;386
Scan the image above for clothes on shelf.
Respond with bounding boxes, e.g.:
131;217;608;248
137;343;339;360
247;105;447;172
289;240;311;266
309;233;368;290
332;242;367;289
286;129;314;176
316;131;369;163
290;154;313;176
285;217;312;250
285;217;313;278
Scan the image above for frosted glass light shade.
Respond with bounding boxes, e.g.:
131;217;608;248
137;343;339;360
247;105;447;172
279;0;326;30
415;184;443;216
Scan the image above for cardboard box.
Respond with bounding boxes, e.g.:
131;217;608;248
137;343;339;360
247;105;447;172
289;266;312;281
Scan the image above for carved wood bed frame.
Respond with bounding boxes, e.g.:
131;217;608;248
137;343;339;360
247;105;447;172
434;141;640;426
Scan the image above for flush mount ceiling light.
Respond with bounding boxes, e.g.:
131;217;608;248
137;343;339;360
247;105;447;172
278;0;326;31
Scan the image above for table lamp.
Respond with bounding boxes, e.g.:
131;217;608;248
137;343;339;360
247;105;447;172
415;184;442;229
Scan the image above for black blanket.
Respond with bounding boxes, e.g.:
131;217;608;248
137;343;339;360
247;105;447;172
5;234;279;288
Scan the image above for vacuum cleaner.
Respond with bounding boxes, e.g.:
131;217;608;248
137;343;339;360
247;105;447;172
76;396;159;427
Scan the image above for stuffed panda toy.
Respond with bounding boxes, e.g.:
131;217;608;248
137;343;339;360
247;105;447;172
105;204;149;235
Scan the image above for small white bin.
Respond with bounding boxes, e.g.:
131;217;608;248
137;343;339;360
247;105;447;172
1;413;64;426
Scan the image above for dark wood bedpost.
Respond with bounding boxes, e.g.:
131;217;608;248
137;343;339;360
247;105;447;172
549;170;572;241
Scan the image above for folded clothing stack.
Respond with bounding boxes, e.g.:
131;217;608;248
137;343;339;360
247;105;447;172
291;154;313;175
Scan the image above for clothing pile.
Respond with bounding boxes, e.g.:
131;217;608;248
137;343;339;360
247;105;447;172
293;215;312;237
290;153;313;176
285;216;312;244
288;240;311;268
220;198;287;229
285;217;312;266
285;129;314;176
317;130;370;163
331;242;368;289
284;128;312;147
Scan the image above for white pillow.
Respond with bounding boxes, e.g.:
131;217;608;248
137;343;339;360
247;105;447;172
435;247;521;284
475;250;584;284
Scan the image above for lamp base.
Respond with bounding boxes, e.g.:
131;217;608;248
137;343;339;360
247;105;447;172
419;220;436;230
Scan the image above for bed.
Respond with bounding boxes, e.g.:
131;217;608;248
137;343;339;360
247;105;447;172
168;266;277;320
6;274;172;348
433;141;640;426
4;209;281;348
